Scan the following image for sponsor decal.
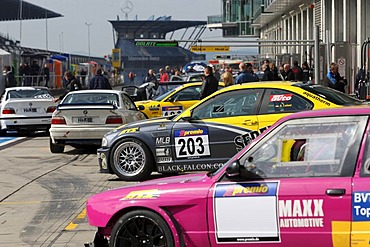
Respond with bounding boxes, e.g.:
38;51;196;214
174;128;210;158
353;192;370;221
234;126;269;151
157;157;172;163
175;128;207;137
119;127;139;135
303;91;331;106
162;106;183;117
215;182;277;198
157;123;167;130
279;199;324;228
157;163;223;172
121;189;160;200
156;147;171;157
269;94;292;102
156;136;170;145
214;182;280;243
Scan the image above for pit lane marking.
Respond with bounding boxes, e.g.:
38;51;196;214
65;208;86;230
0;137;24;146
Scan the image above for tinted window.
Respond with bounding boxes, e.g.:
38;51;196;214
8;89;52;99
261;89;312;114
63;93;119;106
298;84;363;105
166;86;201;101
192;89;263;119
241;117;363;178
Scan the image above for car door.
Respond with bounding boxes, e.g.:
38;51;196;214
257;88;313;130
161;85;202;117
352;125;370;246
208;115;366;247
171;89;264;171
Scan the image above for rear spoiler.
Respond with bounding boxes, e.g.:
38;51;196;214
57;103;117;110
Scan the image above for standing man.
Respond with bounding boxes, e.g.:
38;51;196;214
281;64;295;81
325;62;346;93
89;69;112;89
200;66;218;100
41;64;50;87
234;62;259;84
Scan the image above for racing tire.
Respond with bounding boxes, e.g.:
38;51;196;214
110;210;174;247
49;138;65;153
111;138;153;181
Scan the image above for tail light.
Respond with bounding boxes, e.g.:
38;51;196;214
51;116;66;124
105;116;123;124
47;106;57;113
2;108;15;114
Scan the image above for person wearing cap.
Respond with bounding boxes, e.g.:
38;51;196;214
200;66;219;100
234;62;259;84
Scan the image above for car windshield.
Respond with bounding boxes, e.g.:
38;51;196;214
299;84;363;105
63;93;120;106
8;89;52;99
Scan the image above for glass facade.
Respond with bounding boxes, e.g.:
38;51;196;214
220;0;256;37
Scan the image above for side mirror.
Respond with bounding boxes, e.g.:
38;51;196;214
226;160;241;177
167;97;175;102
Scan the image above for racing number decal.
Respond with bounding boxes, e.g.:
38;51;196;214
162;106;183;117
174;128;210;158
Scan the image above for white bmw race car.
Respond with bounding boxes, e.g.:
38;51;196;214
0;87;56;134
49;89;146;153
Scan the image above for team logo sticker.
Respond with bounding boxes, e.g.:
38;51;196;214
269;94;292;102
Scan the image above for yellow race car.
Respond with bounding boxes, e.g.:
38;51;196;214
135;82;224;118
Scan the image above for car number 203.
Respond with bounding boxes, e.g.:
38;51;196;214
174;129;210;158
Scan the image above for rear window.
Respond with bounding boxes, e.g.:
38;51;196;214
298;84;363;105
8;89;52;99
63;93;119;106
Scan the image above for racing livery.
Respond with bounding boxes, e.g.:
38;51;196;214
135;82;224;118
88;107;370;247
98;82;362;181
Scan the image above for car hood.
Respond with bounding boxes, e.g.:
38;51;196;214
88;173;211;203
114;115;174;131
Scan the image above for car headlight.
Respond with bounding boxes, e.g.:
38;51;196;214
101;137;108;147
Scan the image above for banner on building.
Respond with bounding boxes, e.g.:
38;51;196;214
112;49;121;68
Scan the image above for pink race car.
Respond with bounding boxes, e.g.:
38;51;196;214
87;106;370;247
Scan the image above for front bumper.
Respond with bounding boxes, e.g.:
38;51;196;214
97;147;111;173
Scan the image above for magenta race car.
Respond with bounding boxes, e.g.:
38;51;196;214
86;106;370;247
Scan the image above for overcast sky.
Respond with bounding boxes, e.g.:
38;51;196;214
0;0;224;57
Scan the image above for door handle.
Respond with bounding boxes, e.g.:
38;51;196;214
243;120;258;126
326;189;345;196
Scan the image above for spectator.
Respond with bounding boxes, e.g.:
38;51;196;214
159;68;169;82
200;66;218;100
270;63;280;80
325;62;346;93
30;60;40;85
89;68;112;89
143;69;158;84
165;65;172;76
234;62;259;84
56;70;82;102
261;64;274;81
128;71;136;85
301;62;311;82
281;64;295;81
212;66;221;81
221;71;234;87
4;65;16;88
291;60;303;81
41;64;50;87
79;68;87;86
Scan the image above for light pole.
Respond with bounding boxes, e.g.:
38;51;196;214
85;22;92;60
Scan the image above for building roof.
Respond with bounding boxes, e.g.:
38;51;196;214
0;0;62;21
110;20;206;36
